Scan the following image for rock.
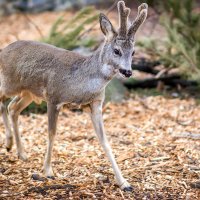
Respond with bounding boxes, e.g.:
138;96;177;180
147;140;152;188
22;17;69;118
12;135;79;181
105;78;128;103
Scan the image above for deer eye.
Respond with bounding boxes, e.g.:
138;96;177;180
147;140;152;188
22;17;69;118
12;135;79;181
132;50;135;56
114;49;121;56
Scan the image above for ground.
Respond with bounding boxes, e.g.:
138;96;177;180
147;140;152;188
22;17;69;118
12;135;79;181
0;95;200;199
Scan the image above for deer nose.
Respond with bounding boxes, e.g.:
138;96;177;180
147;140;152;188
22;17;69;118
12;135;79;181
119;69;132;77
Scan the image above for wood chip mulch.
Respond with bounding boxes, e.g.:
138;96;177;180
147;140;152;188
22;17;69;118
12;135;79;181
0;95;200;199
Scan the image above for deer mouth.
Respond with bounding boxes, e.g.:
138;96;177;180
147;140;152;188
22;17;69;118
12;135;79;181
119;69;132;78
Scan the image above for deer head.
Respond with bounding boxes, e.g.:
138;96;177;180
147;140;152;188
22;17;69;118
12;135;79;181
99;1;148;78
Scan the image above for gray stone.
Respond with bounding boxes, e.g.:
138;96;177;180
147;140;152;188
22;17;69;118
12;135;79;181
105;78;128;103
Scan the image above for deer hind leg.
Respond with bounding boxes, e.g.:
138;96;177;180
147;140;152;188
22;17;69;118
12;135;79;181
0;97;13;151
8;93;32;161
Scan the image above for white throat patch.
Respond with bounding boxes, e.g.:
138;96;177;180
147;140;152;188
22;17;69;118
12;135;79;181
102;64;116;77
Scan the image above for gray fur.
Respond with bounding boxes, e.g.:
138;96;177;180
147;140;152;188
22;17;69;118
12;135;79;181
0;1;148;190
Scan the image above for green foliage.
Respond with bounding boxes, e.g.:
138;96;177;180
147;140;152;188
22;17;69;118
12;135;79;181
161;0;200;79
138;0;200;80
42;6;99;50
131;88;163;97
23;102;47;114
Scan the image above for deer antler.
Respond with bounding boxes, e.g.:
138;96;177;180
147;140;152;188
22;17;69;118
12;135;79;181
117;1;130;38
128;3;148;38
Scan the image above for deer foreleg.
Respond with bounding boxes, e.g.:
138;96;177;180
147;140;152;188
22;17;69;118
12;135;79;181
90;101;132;191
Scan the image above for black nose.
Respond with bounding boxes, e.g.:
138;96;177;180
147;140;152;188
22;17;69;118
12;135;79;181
119;69;132;77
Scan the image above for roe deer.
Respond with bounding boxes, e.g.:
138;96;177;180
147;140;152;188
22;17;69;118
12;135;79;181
0;1;147;191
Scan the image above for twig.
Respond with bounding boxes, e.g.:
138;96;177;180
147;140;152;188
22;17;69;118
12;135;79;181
105;0;119;15
155;68;167;79
118;188;125;199
190;181;200;189
172;132;200;140
138;98;156;111
0;192;23;198
77;1;118;40
22;13;44;38
150;156;170;162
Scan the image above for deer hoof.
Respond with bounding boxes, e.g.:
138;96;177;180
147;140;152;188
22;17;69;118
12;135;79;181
47;176;55;180
18;152;28;161
44;166;55;178
123;186;133;192
32;173;46;181
6;146;12;152
120;180;133;192
6;136;13;152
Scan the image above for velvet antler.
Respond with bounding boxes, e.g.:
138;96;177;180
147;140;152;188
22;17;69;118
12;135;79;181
127;3;148;39
99;1;148;40
117;1;130;37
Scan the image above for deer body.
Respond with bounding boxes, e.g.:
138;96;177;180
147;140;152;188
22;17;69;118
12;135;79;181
0;1;148;191
0;40;109;105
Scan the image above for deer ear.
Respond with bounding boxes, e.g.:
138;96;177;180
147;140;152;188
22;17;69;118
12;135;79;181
99;13;116;40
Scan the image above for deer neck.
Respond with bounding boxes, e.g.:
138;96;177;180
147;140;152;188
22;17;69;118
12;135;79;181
83;45;117;82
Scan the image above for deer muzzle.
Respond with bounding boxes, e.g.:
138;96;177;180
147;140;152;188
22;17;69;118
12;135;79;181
119;69;132;77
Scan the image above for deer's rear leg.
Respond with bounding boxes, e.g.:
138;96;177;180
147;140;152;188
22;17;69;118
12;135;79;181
0;100;13;151
8;94;32;161
43;102;59;178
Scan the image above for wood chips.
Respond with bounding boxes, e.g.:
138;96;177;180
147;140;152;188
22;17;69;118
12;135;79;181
0;95;200;199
